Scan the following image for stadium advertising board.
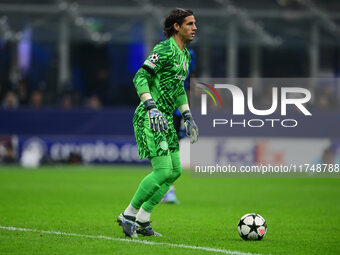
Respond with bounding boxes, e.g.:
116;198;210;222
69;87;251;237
17;136;147;166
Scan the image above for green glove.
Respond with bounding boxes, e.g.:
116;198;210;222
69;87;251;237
182;110;199;143
144;99;168;132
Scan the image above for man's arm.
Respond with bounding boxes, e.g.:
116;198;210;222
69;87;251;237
133;45;170;132
133;44;169;98
133;67;153;98
176;91;199;144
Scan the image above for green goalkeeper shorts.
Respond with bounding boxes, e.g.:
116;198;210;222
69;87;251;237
133;112;179;159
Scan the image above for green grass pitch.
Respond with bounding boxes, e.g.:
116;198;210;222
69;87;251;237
0;165;340;255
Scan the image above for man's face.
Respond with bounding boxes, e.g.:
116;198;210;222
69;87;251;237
175;15;197;42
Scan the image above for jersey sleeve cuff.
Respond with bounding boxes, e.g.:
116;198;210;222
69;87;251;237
136;86;151;97
175;93;188;108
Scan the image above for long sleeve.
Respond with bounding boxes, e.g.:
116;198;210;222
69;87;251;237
175;85;188;108
133;68;153;96
133;43;171;97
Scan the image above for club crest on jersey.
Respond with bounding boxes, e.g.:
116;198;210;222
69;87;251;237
183;61;186;71
150;53;159;63
160;141;168;151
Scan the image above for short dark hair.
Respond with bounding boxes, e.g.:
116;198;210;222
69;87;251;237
163;8;194;38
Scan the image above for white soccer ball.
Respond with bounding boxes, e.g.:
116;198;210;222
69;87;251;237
237;213;267;240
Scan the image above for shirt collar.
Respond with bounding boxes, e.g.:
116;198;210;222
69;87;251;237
170;37;184;53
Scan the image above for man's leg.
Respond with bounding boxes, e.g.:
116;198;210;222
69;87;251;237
130;155;173;210
132;151;181;236
162;113;183;204
140;151;182;213
118;155;172;237
119;118;176;237
125;120;173;215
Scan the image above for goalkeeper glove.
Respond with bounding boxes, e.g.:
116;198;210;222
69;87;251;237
182;110;199;144
144;99;168;132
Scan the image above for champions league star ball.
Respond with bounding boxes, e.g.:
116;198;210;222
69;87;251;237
237;213;267;240
150;53;159;63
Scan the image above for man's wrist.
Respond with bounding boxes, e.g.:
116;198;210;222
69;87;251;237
182;110;192;121
144;99;157;111
140;92;152;102
178;104;190;114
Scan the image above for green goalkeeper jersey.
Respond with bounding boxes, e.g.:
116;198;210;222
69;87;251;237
133;37;191;126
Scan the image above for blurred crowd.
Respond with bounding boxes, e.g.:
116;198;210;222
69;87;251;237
0;78;103;110
0;138;15;164
314;84;339;110
1;77;339;111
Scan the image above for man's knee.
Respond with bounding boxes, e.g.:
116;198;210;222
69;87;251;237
158;167;172;184
150;155;173;184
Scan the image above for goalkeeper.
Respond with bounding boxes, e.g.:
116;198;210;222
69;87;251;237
117;8;198;237
162;49;196;204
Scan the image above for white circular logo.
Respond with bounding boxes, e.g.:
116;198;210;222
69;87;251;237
22;137;47;156
160;141;168;151
150;53;159;63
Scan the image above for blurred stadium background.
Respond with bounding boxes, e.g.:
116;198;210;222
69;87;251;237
0;0;339;167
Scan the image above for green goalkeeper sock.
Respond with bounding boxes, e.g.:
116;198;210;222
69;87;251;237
141;151;182;213
130;155;172;210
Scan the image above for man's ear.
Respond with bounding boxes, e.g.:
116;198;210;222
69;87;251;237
174;23;180;32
